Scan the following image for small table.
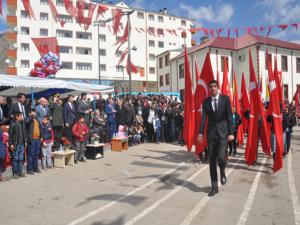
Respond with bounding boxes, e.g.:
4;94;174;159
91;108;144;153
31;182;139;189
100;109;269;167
85;143;105;159
111;138;128;152
53;150;76;168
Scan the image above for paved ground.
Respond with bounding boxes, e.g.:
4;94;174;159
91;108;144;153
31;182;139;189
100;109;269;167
1;127;300;225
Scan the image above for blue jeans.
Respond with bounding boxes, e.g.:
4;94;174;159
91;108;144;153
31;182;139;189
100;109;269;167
156;127;161;142
12;144;25;174
27;139;41;172
108;120;117;140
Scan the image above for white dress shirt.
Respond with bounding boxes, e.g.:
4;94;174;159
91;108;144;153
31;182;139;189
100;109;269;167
211;94;219;112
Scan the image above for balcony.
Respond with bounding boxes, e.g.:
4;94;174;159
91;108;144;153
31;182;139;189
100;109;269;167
7;0;17;9
7;16;17;26
5;32;17;42
7;50;17;58
7;67;17;75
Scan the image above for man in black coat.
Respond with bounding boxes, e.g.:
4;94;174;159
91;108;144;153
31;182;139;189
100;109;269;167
63;94;76;144
198;80;234;197
77;93;92;127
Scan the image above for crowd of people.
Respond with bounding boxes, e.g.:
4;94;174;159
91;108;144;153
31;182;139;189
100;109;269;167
0;92;185;180
0;90;298;181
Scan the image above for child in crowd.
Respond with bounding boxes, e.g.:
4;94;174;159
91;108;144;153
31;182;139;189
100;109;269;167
126;125;134;146
41;116;54;169
0;128;6;181
72;115;89;163
9;112;27;178
133;124;144;144
153;112;161;144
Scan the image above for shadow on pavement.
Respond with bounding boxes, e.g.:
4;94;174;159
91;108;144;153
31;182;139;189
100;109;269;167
77;194;147;207
91;216;125;225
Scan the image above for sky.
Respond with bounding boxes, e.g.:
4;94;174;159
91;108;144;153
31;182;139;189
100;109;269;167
1;0;300;42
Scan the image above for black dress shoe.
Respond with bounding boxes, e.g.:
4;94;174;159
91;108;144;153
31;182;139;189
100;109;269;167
208;188;219;197
221;174;227;185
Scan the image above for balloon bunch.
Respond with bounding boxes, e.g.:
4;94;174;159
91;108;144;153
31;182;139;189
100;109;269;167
30;52;62;78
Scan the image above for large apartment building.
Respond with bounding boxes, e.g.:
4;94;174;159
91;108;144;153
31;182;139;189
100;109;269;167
4;0;194;92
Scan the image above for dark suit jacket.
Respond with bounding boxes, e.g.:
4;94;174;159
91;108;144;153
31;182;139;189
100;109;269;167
76;99;92;125
199;95;234;141
49;102;64;127
63;102;75;125
9;102;28;119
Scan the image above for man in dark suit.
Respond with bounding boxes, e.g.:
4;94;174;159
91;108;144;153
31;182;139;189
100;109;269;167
0;96;8;125
8;93;28;122
77;93;92;127
49;94;64;151
198;80;234;197
63;94;76;144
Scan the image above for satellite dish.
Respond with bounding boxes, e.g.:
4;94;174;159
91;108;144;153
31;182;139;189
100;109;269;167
239;54;245;62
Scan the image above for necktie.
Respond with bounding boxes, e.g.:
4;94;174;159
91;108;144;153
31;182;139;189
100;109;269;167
214;98;218;112
21;104;26;118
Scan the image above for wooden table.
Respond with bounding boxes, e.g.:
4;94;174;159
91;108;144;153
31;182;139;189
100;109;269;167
111;138;128;152
53;150;76;168
85;143;105;159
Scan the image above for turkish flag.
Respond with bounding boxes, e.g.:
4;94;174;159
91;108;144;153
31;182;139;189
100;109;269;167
216;70;221;89
266;49;283;172
112;8;123;35
31;37;60;57
241;73;250;133
245;49;270;166
126;58;138;75
194;53;214;154
22;0;36;20
0;0;2;16
96;4;109;19
183;48;195;151
233;72;244;145
293;88;299;108
221;57;233;104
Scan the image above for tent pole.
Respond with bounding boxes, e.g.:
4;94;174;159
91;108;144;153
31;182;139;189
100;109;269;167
31;87;34;108
93;93;96;112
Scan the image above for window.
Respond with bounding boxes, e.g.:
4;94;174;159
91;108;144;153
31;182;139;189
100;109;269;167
76;32;92;40
181;20;186;26
40;29;48;37
148;14;155;21
56;29;73;38
137;12;144;19
40;0;48;5
157;28;164;36
20;43;30;51
265;53;272;69
115;50;122;57
148;27;155;35
21;60;30;68
76;47;92;55
159;57;163;69
21;10;29;18
99;34;106;42
21;27;30;35
165;54;170;66
40;12;48;21
281;55;288;72
100;64;106;71
59;46;73;54
158;16;163;22
160;75;164;87
149;54;155;61
59;15;73;23
99;49;106;56
165;73;170;85
149;40;155;47
179;64;184;78
297;58;300;73
56;0;64;7
221;56;229;72
61;62;72;69
116;65;124;72
158;41;164;48
76;63;92;70
149;67;156;74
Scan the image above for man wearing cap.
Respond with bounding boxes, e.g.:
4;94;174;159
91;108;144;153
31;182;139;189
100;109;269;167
49;94;64;151
63;94;76;144
77;93;93;127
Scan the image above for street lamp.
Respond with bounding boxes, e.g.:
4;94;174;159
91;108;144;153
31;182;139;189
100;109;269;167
94;18;113;85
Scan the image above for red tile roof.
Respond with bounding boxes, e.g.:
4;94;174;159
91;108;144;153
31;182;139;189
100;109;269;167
172;34;300;60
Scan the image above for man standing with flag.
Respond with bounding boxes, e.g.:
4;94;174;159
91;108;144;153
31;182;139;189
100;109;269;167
198;80;234;197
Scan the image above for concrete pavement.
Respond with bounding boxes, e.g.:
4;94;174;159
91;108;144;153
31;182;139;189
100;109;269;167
0;127;300;225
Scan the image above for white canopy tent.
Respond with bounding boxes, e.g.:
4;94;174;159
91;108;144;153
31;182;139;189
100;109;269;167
0;74;114;97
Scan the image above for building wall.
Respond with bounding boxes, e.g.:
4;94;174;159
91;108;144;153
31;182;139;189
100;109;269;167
9;0;193;92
